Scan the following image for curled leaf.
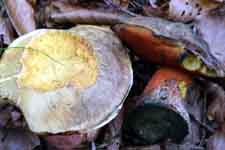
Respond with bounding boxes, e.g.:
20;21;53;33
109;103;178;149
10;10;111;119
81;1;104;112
0;17;15;44
50;9;127;25
146;0;221;22
0;128;40;150
48;0;130;26
103;109;124;150
3;0;36;35
44;129;99;150
204;81;225;123
207;125;225;150
195;12;225;71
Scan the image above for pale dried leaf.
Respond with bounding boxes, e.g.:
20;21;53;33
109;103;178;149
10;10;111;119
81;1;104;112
206;82;225;123
0;128;40;150
147;0;220;22
195;13;225;68
168;0;219;22
50;9;127;25
45;133;86;150
121;145;161;150
207;125;225;150
104;109;124;150
3;0;36;35
0;17;15;44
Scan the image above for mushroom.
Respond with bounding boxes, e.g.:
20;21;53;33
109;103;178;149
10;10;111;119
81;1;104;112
0;25;133;137
123;68;192;145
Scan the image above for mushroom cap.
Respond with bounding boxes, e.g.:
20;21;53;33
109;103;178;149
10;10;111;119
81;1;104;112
0;25;133;134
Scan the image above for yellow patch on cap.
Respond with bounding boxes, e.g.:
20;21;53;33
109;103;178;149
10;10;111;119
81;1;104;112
17;30;98;91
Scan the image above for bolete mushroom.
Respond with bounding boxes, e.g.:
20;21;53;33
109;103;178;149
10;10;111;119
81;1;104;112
112;16;225;77
0;25;133;136
123;68;192;145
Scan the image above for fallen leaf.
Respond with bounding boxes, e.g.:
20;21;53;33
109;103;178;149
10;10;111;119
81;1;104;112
50;9;127;25
45;133;86;150
0;128;40;150
103;109;124;150
121;145;161;150
0;17;15;44
0;104;25;128
48;0;129;26
44;130;99;150
195;12;225;70
146;0;220;22
204;81;225;123
3;0;36;35
207;125;225;150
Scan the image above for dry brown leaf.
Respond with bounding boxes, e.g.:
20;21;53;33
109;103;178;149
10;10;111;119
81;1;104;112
45;130;99;150
47;0;129;26
146;0;221;22
3;0;36;35
27;0;37;7
50;9;127;25
207;125;225;150
0;104;26;128
45;133;87;150
0;17;15;44
205;82;225;123
195;12;225;69
212;0;225;2
110;0;130;8
103;109;124;150
121;145;161;150
0;128;40;150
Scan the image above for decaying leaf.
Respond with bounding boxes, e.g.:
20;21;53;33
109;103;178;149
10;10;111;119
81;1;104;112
0;18;14;45
27;0;36;7
109;0;130;9
50;9;128;25
207;125;225;150
0;17;15;45
49;0;103;13
146;0;221;22
0;104;25;128
121;145;161;150
0;128;40;150
48;0;129;26
103;109;124;150
45;130;98;150
3;0;36;35
195;11;225;70
203;81;225;123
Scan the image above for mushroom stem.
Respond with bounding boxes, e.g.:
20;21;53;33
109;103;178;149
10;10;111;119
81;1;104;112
123;68;192;145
